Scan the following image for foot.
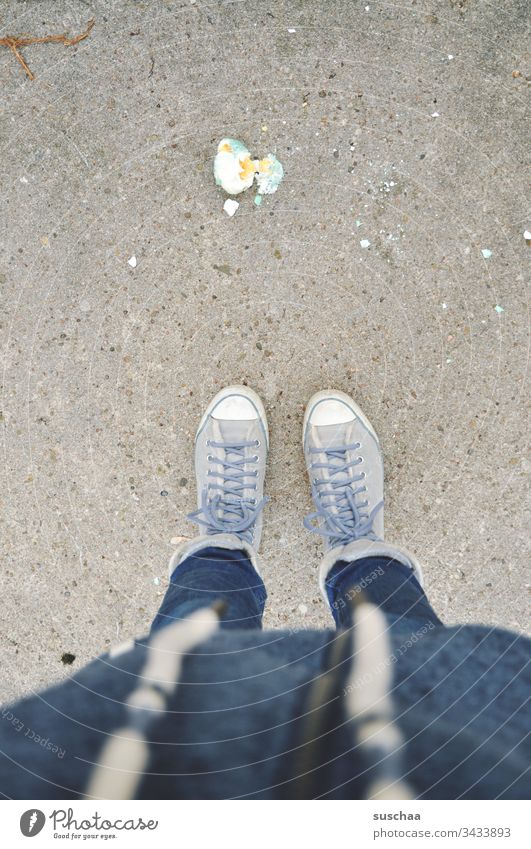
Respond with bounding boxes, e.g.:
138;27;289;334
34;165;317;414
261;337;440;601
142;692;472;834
303;390;384;551
188;385;269;549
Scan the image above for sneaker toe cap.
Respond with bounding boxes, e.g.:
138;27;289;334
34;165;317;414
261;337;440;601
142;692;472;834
308;398;356;426
211;395;260;421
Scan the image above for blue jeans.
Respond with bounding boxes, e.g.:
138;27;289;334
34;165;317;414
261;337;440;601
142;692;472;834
151;546;267;631
151;545;442;633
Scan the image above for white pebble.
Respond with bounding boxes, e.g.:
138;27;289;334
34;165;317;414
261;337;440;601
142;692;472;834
431;112;440;118
524;230;531;240
360;239;371;248
223;198;239;217
170;535;189;545
128;255;137;268
298;603;308;614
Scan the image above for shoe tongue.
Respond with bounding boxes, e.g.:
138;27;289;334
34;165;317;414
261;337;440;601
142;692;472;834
312;422;352;451
215;419;254;444
212;419;255;508
311;425;354;512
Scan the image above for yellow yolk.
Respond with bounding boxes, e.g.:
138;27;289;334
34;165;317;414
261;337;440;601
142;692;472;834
239;156;256;181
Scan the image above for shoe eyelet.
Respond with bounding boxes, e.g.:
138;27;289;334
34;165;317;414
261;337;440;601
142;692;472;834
361;471;366;479
206;439;211;447
207;454;214;462
255;440;261;447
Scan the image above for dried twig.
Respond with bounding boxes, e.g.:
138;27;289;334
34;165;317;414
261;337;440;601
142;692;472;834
0;19;95;80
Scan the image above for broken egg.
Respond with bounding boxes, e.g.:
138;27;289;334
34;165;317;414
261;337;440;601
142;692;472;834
255;154;284;195
214;138;284;201
214;138;255;195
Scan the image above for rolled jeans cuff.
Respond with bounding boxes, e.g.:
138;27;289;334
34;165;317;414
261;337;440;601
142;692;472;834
168;533;263;579
318;538;424;602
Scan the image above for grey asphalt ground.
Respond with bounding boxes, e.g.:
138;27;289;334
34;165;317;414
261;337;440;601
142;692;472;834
0;1;529;703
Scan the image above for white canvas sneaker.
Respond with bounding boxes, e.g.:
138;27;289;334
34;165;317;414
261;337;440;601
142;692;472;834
303;390;423;596
303;390;384;551
187;385;269;549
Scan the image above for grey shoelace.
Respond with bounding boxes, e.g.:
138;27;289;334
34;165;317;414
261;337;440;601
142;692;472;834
188;439;268;543
304;442;383;547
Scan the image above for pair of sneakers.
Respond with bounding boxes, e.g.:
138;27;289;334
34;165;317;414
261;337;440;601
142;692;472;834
181;385;422;591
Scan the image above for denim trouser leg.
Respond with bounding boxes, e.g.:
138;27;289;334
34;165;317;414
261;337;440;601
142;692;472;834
325;555;443;630
150;545;267;633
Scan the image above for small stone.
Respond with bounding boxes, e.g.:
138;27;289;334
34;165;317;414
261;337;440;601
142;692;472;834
481;248;492;259
360;239;371;248
223;198;239;217
170;535;190;545
213;263;232;276
128;255;137;267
